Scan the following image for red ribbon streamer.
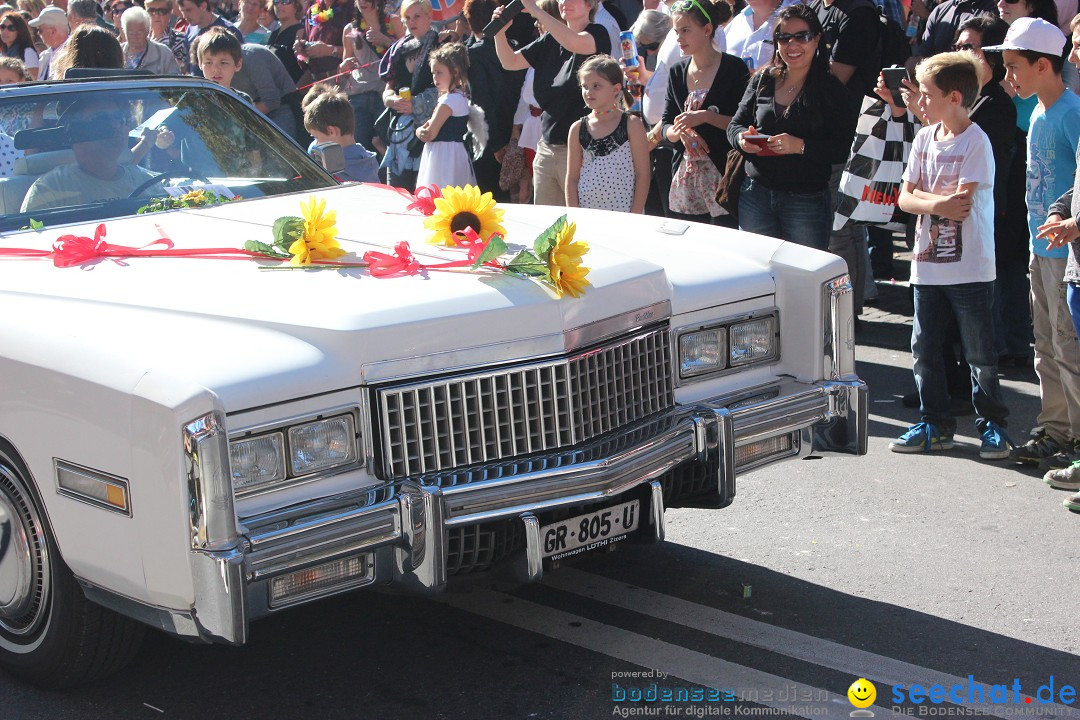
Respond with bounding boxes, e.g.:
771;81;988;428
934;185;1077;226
361;228;504;278
363;182;442;216
0;224;277;269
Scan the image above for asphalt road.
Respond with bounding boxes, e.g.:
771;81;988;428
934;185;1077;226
4;341;1079;720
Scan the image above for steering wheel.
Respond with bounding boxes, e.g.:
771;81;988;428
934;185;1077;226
127;170;211;199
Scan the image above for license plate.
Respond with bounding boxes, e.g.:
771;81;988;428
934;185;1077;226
541;500;640;561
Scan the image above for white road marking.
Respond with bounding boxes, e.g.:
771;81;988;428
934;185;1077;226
437;586;904;719
544;569;1076;719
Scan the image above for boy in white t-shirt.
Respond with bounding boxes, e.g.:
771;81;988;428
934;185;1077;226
890;50;1012;459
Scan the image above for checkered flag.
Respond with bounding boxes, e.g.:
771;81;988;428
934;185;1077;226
832;96;916;232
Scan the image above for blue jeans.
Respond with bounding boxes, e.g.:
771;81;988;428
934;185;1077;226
993;266;1034;358
912;282;1009;434
738;177;830;251
349;90;383;152
1070;282;1080;348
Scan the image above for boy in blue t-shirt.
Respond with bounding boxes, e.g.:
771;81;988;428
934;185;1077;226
303;87;380;184
889;50;1010;459
985;18;1080;470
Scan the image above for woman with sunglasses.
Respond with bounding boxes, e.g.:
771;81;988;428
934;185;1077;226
0;11;38;80
268;0;305;81
727;3;852;250
145;0;191;74
661;0;748;225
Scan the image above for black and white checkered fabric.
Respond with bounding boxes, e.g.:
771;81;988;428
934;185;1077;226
832;96;916;233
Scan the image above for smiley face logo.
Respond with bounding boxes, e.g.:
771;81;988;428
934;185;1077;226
848;678;877;709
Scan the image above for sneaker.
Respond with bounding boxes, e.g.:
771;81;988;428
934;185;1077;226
979;422;1013;460
890;423;954;453
1063;489;1080;512
1044;460;1080;491
1037;438;1080;472
1009;428;1066;466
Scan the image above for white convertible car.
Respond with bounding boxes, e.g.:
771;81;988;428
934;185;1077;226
0;77;866;687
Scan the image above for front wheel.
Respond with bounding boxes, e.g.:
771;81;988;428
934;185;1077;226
0;449;145;688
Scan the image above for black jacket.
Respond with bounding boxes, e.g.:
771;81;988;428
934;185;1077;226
727;70;855;193
662;54;749;175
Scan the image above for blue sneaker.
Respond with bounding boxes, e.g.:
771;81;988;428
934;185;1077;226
979;422;1013;460
889;422;954;453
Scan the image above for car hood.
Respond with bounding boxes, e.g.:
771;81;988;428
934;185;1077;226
0;185;779;408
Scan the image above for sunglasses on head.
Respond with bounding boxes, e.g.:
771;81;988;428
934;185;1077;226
776;30;817;44
672;0;712;23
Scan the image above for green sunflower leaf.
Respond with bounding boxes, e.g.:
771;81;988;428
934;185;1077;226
471;234;508;270
533;215;567;260
244;240;289;258
505;248;549;278
272;216;305;251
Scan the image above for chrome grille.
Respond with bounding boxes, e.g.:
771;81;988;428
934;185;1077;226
378;326;673;478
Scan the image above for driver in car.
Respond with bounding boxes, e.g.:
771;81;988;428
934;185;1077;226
21;98;158;212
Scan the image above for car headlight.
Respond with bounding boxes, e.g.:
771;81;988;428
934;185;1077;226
230;433;286;492
729;316;778;366
228;410;361;495
679;328;727;378
288;415;357;475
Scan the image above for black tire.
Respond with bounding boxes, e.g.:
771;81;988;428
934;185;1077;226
0;446;146;689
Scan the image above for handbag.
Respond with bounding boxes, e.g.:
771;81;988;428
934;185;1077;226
715;148;745;218
832;95;917;233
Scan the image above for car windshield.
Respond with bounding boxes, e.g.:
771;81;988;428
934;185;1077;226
0;81;336;232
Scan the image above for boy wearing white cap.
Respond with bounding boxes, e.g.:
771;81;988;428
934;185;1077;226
985;17;1080;471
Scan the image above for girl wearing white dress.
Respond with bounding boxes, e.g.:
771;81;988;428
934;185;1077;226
415;42;476;189
566;55;650;213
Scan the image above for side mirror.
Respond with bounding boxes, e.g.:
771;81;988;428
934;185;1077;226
310;141;345;176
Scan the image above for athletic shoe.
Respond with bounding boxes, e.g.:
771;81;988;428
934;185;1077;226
889;422;954;453
1009;428;1066;466
1045;460;1080;491
1036;438;1080;472
979;422;1013;460
1063;489;1080;512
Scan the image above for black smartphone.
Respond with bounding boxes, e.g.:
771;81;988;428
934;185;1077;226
882;67;909;107
482;0;523;38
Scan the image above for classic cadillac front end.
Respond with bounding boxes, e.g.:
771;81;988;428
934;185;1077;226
164;284;864;647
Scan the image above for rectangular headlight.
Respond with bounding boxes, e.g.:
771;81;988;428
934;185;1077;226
229;433;286;492
729;317;778;366
288;415;357;476
679;328;727;378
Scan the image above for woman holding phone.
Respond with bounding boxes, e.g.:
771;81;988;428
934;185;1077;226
727;3;852;250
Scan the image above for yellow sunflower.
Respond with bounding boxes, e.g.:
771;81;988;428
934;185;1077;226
423;185;506;246
548;220;590;298
179;189;208;206
289;195;346;266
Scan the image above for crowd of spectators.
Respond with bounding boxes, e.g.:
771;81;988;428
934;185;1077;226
0;0;1079;510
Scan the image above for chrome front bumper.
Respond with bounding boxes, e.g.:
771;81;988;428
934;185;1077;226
145;376;865;645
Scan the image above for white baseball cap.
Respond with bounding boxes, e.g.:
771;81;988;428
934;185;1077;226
28;6;68;28
982;17;1067;56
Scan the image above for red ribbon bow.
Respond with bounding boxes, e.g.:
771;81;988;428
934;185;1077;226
363;241;422;277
